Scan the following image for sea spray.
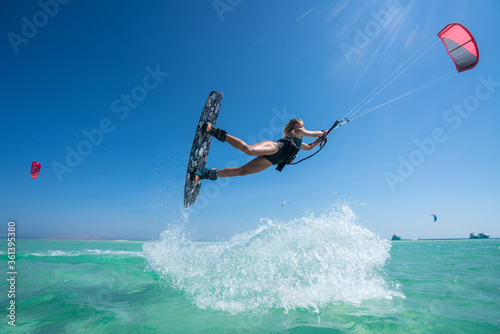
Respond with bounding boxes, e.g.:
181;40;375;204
143;205;402;314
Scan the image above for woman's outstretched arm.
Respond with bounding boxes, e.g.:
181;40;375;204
301;138;322;151
291;128;325;138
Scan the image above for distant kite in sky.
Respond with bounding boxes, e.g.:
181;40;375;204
281;201;289;207
31;161;41;179
430;214;437;222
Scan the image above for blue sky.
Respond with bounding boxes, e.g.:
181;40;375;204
1;0;499;241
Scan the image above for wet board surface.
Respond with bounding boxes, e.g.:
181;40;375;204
184;91;223;207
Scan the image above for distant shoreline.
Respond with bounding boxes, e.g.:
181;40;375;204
392;238;498;241
0;238;148;242
1;237;497;243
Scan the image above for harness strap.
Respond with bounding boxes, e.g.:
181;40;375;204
289;137;327;165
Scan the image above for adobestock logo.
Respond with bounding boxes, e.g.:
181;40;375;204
7;0;72;54
245;107;297;150
339;1;400;64
51;64;169;182
212;0;243;22
384;74;499;192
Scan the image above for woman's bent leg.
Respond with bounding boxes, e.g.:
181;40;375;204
225;134;279;156
218;156;273;177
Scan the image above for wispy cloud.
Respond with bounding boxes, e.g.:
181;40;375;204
296;7;315;22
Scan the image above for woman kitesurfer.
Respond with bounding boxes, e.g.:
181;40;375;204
194;119;326;181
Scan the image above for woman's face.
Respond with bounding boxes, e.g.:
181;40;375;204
294;121;304;129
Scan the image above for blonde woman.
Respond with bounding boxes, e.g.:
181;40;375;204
194;119;326;181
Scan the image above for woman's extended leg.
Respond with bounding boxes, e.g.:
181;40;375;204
218;156;273;177
225;134;279;156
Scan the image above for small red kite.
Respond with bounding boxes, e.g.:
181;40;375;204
31;161;41;179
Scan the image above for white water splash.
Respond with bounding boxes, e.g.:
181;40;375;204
143;204;402;314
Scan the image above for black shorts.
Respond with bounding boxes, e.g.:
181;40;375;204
263;139;287;165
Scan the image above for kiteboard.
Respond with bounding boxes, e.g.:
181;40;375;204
184;91;224;207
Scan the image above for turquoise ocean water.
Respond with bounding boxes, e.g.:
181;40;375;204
2;208;499;333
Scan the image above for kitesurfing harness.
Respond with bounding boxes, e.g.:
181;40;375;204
276;118;347;172
274;137;301;172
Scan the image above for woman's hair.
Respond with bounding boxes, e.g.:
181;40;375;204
283;118;303;137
